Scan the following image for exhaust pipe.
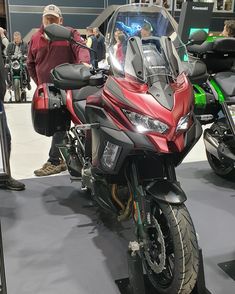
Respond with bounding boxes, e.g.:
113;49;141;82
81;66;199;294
203;129;220;159
204;129;235;162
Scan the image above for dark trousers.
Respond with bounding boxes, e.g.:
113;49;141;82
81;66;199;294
48;131;65;165
0;101;11;160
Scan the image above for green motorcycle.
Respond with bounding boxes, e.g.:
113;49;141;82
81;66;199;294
188;32;235;178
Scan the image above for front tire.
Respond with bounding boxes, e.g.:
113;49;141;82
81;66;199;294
13;79;21;102
206;119;234;178
141;201;199;294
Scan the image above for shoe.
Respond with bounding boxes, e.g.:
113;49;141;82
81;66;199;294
0;177;25;191
59;160;67;172
34;160;67;177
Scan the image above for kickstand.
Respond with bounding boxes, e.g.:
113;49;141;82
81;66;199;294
0;221;7;294
115;245;212;294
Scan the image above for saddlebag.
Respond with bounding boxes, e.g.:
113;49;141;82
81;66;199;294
31;83;70;136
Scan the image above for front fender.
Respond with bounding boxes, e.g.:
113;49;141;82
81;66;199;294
146;179;187;204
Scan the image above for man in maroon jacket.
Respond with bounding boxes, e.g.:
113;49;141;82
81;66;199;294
27;4;90;176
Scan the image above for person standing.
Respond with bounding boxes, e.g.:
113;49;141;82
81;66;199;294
6;31;30;89
27;4;90;177
93;27;106;62
0;27;9;59
221;20;235;37
6;31;28;58
86;26;98;67
0;46;25;190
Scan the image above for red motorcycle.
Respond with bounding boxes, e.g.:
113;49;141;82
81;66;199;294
32;4;202;294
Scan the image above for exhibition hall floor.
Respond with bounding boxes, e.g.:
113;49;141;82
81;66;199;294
1;102;235;294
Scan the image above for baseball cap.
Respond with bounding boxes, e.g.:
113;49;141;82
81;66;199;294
43;4;62;18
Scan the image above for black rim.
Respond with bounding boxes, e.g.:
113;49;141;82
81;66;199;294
142;202;175;288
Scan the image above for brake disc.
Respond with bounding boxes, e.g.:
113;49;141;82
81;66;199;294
144;216;166;274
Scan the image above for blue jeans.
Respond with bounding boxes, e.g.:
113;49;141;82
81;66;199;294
0;100;11;160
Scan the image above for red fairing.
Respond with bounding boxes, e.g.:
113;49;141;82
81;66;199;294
32;83;49;110
101;74;193;153
66;90;82;125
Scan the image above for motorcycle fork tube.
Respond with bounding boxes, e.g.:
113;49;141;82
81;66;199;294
130;161;149;239
164;157;177;182
221;102;235;137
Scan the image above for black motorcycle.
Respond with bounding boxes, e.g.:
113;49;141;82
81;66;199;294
6;54;31;102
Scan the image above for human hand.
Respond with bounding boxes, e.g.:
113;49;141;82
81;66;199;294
82;62;92;68
0;27;5;37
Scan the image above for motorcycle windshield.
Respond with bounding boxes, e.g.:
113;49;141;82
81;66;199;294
106;4;188;83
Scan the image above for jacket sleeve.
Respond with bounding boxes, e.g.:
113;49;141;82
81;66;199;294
101;35;106;60
1;36;9;56
6;43;12;58
22;42;28;56
26;38;38;85
0;47;6;102
72;29;90;64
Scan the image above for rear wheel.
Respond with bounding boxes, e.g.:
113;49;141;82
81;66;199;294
141;201;199;294
206;119;234;178
13;79;21;102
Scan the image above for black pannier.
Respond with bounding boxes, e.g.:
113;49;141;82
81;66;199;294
31;83;70;136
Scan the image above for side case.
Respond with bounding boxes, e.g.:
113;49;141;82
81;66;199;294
32;83;70;136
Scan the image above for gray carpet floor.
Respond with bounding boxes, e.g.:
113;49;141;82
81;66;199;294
0;160;235;294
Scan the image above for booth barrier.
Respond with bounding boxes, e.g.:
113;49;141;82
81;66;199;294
0;111;10;182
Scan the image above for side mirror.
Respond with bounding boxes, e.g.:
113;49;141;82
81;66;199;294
44;24;99;69
44;24;72;41
188;30;208;45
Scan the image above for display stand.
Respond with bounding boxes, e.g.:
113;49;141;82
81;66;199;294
218;259;235;281
115;247;211;294
0;222;7;294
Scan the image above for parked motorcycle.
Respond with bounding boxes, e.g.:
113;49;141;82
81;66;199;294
32;5;202;293
5;54;31;102
187;31;235;178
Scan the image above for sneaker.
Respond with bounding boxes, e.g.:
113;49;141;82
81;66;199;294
34;160;67;177
0;177;25;191
59;160;67;172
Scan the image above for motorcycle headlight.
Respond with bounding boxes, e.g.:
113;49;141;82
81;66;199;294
176;113;191;132
12;60;20;70
122;109;169;134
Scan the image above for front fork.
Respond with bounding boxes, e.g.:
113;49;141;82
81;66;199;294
221;101;235;136
129;161;154;241
129;158;178;240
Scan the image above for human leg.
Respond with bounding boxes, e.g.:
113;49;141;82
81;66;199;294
34;131;67;176
0;101;25;191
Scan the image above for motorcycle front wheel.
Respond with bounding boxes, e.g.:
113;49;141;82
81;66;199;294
141;201;199;294
13;79;21;102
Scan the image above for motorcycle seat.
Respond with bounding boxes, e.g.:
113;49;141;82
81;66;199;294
72;86;99;123
186;59;208;84
214;71;235;97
